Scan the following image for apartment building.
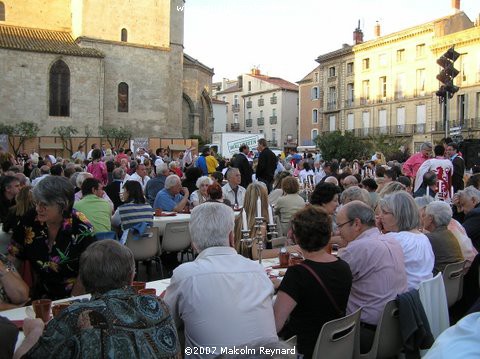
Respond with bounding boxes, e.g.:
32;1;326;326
305;1;480;152
298;65;321;146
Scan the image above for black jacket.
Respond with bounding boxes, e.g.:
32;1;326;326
256;147;277;183
232;153;252;189
451;155;465;192
463;204;480;251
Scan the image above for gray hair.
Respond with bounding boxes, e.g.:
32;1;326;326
189;202;235;252
378;181;406;198
40;165;50;175
196;175;213;189
379;191;420;231
226;167;240;180
340;186;370;206
343;200;376;227
425;201;452;227
458;186;480;203
324;176;339;186
33;176;75;214
79;240;135;294
76;172;93;188
168;161;179;169
420;142;433;151
157;163;169;175
164;174;181;190
414;195;434;210
112;167;125;180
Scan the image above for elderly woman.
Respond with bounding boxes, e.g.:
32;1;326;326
169;160;183;178
455;186;480;251
423;201;464;274
190;176;213;207
9;176;96;300
378;191;434;290
111;180;153;232
16;240;180;358
275;177;305;235
340;186;371;207
274;206;352;359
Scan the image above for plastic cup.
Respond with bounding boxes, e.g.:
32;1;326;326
32;299;52;322
131;281;146;293
52;302;70;318
288;253;304;267
279;251;290;267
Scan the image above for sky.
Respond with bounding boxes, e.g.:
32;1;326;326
183;0;479;84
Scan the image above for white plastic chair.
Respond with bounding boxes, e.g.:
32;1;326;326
442;260;466;307
162;222;193;261
418;272;449;339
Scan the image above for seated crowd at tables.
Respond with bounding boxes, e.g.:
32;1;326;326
0;139;479;358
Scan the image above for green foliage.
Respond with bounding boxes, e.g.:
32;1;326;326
53;126;78;157
99;126;132;149
0;121;39;155
315;131;371;161
367;134;410;162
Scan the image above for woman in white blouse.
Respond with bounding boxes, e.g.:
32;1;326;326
190;176;212;207
377;191;434;290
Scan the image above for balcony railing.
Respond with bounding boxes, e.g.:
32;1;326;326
232;104;240;112
246;101;252;108
360;97;370;105
269;116;277;125
270;97;277;104
434;118;480;132
349;124;415;137
258;99;264;106
246;119;252;127
345;99;354;108
230;123;240;131
414;123;426;134
327;101;337;111
257;117;264;126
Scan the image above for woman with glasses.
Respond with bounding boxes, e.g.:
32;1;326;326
9;176;96;300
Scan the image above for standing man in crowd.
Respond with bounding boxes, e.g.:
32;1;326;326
447;142;465;193
402;142;432;181
256;138;277;193
233;144;252;189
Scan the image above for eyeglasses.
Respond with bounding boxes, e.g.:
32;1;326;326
337;219;354;228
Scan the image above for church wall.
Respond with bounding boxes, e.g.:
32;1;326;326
1;0;71;31
0;50;104;136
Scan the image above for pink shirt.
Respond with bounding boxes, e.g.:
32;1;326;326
402;152;430;178
338;227;408;325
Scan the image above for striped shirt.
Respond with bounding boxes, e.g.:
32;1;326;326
117;203;154;231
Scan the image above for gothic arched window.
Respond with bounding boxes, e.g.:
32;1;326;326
118;82;129;112
49;60;70;116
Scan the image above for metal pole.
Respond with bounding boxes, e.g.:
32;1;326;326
444;96;449;139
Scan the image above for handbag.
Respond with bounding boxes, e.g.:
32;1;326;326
298;262;345;317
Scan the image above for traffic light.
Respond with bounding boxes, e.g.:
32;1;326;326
436;47;460;101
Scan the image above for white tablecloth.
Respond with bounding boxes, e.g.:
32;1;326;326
152;213;191;236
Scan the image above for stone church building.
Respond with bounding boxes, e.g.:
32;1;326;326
0;0;214;140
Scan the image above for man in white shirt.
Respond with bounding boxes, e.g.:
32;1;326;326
414;144;453;198
126;163;150;192
222;168;246;207
164;202;277;358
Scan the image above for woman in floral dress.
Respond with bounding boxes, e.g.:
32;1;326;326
9;176;96;300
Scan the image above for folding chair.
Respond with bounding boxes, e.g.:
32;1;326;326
312;308;362;359
418;272;449;339
162;222;193;262
442;260;466;307
125;226;163;280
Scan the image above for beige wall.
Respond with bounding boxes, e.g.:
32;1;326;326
298;68;321;146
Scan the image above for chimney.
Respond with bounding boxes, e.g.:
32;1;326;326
451;0;460;13
353;20;363;45
237;75;243;89
374;21;381;37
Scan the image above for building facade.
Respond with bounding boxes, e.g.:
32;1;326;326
216;69;299;148
297;66;321;146
304;3;480;153
0;0;213;139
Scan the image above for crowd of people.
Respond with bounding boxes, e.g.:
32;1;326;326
0;136;479;358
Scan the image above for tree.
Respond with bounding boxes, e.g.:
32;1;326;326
367;134;410;162
0;121;39;156
53;125;78;157
99;126;132;149
315;131;371;161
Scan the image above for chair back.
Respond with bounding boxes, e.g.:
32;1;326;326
274;215;283;237
125;227;160;261
442;260;466;307
162;222;192;252
312;308;361;359
358;300;402;359
418;272;449;339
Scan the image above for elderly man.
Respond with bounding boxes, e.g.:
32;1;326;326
15;240;180;358
455;186;480;251
423;201;464;274
153;174;189;212
145;163;169;206
127;163;150;192
222;168;246;208
342;175;358;189
337;201;407;353
164;202;277;357
73;178;112;234
402;142;432;180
